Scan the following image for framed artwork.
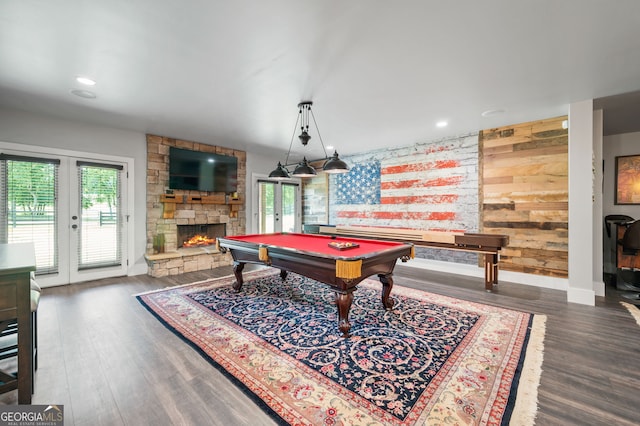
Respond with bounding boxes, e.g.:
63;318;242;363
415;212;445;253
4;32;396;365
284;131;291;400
615;154;640;205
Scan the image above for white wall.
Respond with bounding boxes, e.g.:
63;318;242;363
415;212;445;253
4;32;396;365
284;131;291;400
0;107;281;277
0;108;149;275
568;100;596;305
593;110;604;297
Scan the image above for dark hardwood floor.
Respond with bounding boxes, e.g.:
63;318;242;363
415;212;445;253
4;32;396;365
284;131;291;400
1;264;639;425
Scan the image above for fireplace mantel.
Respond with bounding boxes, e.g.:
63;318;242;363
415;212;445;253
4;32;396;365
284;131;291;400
160;193;242;219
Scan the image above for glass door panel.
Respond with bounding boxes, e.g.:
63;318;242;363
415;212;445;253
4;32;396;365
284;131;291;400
281;182;298;233
258;180;276;233
0;155;59;274
76;162;123;270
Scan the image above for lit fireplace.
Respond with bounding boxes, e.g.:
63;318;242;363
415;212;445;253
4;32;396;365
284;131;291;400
177;224;226;248
183;234;217;247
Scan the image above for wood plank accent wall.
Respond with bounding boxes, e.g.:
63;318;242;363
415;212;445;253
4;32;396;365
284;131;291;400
480;116;568;277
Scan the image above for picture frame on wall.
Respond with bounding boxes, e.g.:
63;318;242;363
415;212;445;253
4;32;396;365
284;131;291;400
615;154;640;205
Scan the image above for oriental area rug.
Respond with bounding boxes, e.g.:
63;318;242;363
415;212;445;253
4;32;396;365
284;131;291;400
137;269;546;425
620;301;640;327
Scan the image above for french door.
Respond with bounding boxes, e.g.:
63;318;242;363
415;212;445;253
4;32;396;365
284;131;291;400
69;160;127;283
254;177;301;234
1;150;128;287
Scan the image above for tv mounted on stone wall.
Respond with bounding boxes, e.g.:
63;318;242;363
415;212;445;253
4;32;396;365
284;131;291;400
169;147;238;193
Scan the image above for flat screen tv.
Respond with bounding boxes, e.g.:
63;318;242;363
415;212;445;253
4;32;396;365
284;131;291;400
169;147;238;193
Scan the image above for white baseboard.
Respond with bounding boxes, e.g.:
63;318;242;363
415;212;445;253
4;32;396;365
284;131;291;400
567;286;596;305
593;280;606;297
401;258;569;291
129;263;149;276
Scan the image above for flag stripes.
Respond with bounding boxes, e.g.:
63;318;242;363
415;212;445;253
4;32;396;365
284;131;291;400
332;138;478;233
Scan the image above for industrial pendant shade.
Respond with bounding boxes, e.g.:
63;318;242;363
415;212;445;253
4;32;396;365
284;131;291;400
323;151;349;174
292;157;317;177
268;162;290;179
268;101;349;179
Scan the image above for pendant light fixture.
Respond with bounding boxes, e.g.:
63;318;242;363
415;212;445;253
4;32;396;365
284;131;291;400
269;101;349;179
323;151;349;174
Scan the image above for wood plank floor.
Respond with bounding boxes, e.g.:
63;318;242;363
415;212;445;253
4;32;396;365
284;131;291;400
1;264;639;426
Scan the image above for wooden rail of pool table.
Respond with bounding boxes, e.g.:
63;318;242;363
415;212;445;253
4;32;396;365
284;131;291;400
317;226;509;291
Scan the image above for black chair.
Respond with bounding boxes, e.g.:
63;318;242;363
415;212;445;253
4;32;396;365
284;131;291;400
605;214;634;239
604;215;635;282
617;220;640;299
620;220;640;255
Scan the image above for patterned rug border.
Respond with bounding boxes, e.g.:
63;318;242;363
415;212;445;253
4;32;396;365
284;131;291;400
388;285;547;425
133;272;251;296
136;269;289;424
620;301;640;327
508;314;546;425
137;269;546;425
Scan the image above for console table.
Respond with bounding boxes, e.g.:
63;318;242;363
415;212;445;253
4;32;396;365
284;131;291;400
0;243;35;404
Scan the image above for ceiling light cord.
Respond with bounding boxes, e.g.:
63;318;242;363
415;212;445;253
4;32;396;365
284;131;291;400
309;106;328;159
269;101;349;179
284;109;300;167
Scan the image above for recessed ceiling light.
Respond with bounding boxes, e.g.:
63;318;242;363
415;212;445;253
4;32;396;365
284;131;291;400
326;145;334;151
436;120;448;128
481;109;505;117
70;89;97;99
76;76;96;86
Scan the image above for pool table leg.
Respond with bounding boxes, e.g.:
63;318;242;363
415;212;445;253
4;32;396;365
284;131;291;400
378;273;395;310
232;261;245;291
335;291;354;338
279;269;288;280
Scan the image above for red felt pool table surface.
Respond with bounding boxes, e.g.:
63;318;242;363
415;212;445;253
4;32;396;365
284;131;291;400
223;232;407;258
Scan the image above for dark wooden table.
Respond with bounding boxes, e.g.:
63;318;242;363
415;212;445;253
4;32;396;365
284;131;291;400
217;233;413;337
0;243;35;404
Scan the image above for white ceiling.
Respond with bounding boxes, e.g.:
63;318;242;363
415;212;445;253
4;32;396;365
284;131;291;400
1;1;640;162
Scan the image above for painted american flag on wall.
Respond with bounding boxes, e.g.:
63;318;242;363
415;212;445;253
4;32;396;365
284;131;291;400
335;161;381;205
330;136;479;233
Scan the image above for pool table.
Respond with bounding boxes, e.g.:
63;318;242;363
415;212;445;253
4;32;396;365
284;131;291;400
216;233;414;337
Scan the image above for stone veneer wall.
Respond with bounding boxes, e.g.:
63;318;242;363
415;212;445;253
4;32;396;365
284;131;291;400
145;134;246;276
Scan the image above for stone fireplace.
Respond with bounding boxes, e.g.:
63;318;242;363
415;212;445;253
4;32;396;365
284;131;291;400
144;135;246;277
